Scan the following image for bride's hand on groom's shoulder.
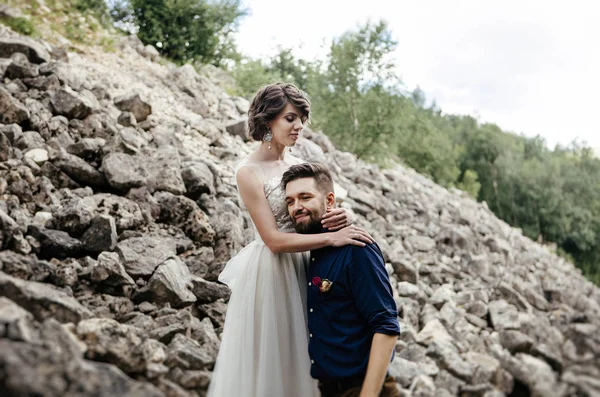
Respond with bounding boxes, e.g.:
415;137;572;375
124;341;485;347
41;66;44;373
329;224;374;247
321;207;355;231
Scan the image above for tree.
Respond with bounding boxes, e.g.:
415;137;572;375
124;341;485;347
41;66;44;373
228;46;317;99
396;106;460;185
229;58;281;99
456;169;481;198
112;0;246;65
309;20;403;162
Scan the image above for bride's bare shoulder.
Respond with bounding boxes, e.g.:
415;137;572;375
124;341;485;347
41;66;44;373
286;153;305;166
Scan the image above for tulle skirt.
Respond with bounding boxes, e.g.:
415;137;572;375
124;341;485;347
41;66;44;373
207;236;319;397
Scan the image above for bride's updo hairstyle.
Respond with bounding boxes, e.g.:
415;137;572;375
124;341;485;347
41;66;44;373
248;82;311;141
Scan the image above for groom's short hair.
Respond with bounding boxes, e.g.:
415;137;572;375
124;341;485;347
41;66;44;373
281;163;334;194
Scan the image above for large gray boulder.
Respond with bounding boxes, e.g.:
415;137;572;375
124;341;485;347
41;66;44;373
166;333;216;370
53;152;108;187
0;38;51;64
146;146;186;195
154;191;215;245
0;271;93;323
0;314;164;396
102;152;148;191
181;161;215;199
0;131;11;162
50;87;98;119
81;193;146;232
190;276;231;304
134;257;197;308
5;53;39;79
225;117;248;141
0;86;29;124
76;317;168;377
114;93;152;122
27;225;83;259
116;236;177;277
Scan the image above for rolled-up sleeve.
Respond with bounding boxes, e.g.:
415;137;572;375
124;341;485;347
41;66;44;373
348;244;400;335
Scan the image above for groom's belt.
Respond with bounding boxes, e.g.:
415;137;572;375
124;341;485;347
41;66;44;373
318;376;364;393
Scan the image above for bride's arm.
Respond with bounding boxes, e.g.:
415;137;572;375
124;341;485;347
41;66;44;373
237;167;372;253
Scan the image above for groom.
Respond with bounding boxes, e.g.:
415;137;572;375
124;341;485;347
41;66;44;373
282;163;401;397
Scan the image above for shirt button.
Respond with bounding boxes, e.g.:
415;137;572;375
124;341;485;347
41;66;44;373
311;360;314;364
309;308;313;312
309;333;313;338
311;258;315;261
308;282;311;286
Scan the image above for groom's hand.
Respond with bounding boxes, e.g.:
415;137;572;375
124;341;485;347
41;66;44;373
321;208;353;231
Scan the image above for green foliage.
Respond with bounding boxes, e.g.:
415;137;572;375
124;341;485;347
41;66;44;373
230;58;295;99
64;18;88;42
74;0;109;15
456;169;481;198
309;21;404;163
113;0;246;65
0;16;36;36
395;107;461;185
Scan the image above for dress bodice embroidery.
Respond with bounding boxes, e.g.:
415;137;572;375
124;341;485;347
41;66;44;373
234;156;302;236
263;176;295;231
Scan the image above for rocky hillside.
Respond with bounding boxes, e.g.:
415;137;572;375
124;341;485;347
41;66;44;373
1;12;600;397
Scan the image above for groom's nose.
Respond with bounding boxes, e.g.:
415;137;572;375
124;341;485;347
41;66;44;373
291;200;304;214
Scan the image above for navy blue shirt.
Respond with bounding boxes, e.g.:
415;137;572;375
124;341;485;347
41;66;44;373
307;243;400;380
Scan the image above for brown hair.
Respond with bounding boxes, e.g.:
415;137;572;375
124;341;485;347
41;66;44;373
248;82;311;141
281;163;334;194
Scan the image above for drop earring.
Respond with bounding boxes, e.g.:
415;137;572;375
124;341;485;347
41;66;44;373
264;128;272;150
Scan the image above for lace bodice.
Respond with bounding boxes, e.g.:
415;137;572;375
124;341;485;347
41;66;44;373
235;156;302;235
263;176;295;231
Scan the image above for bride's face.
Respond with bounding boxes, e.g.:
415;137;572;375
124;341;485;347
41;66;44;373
268;103;305;147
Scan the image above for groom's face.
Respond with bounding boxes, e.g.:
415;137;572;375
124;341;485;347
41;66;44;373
285;177;328;234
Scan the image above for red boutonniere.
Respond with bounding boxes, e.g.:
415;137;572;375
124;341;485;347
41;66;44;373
312;276;333;293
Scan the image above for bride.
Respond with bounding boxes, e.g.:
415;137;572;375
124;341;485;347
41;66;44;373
207;83;373;397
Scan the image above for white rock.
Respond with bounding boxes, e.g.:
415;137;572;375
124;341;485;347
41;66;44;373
24;148;49;164
416;319;454;347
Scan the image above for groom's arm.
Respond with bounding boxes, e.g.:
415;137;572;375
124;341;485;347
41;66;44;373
360;333;398;397
348;244;400;396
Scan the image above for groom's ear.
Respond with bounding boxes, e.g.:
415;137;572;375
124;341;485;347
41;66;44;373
326;192;335;210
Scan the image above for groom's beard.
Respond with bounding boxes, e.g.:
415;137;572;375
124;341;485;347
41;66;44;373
292;206;325;234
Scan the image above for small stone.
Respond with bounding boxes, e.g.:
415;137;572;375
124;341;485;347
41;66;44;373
24;148;49;164
102;152;147;191
225;117;248;141
5;53;39;79
114;93;152;122
91;251;135;286
118;111;137;127
0;124;23;144
0;86;30;124
190;276;231;304
50;87;97;119
81;215;118;253
27;225;83;259
488;300;520;331
138;301;157;313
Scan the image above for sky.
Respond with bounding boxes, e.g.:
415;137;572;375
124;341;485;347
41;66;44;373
234;0;600;150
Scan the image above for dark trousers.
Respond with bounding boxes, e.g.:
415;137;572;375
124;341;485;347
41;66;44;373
318;375;401;397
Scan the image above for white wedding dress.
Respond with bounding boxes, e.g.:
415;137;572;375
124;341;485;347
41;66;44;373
207;157;319;397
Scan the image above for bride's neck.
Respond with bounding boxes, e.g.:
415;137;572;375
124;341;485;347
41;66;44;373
256;142;287;161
